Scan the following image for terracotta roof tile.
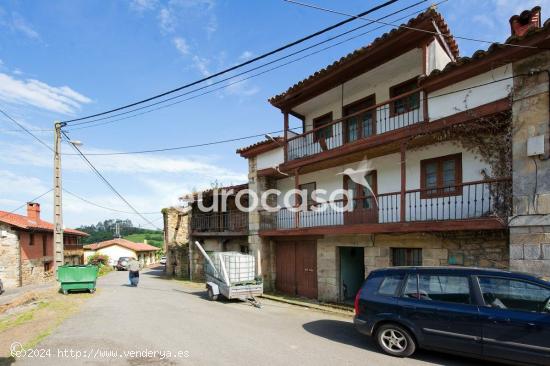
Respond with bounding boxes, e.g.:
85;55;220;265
268;8;458;107
0;211;88;236
420;10;550;84
83;238;159;252
236;136;282;156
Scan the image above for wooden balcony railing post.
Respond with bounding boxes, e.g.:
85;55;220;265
400;143;406;222
283;111;289;162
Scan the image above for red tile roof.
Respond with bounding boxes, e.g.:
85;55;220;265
0;211;88;236
268;8;458;108
237;136;283;157
83;238;159;252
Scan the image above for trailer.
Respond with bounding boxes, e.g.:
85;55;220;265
194;241;263;305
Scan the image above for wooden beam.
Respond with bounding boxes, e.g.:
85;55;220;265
279;98;510;173
294;168;300;228
259;218;506;237
283;111;289;162
400;143;406;221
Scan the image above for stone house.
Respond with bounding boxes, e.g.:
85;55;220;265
83;238;159;267
186;184;250;280
0;202;88;289
162;206;190;278
236;6;550;302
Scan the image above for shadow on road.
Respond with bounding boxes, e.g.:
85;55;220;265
302;320;503;366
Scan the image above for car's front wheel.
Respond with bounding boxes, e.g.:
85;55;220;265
375;323;416;357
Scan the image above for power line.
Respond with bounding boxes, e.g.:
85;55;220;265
0;106;54;152
64;189;160;215
66;0;429;128
0;189;53;219
62;72;524;156
284;0;544;50
61;129;162;230
61;0;400;124
66;2;439;131
64;127;301;155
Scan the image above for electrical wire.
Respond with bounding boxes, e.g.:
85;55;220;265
65;0;430;128
284;0;545;50
0;106;54;152
62;72;526;156
61;130;162;230
61;0;401;125
64;189;161;215
0;189;54;219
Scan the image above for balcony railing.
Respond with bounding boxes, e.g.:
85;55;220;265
191;210;249;233
286;89;425;161
260;179;511;231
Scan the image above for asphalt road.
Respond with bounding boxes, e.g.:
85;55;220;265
16;267;501;366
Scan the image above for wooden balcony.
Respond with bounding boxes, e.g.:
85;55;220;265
285;89;426;162
191;210;249;236
259;178;511;236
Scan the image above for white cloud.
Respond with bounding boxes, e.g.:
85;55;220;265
239;51;254;60
0;170;48;197
0;73;91;115
225;80;259;97
10;12;39;39
158;7;175;33
173;37;190;56
192;55;211;76
130;0;158;12
0;142;246;182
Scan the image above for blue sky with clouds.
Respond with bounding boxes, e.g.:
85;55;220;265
0;0;547;229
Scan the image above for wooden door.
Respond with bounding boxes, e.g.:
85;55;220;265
344;171;378;225
276;241;296;295
295;241;317;298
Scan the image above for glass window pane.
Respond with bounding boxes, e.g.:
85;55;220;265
403;275;419;299
363;113;374;136
443;160;456;186
377;274;404;296
418;275;471;304
425;163;437;189
478;277;550;313
347;118;359;142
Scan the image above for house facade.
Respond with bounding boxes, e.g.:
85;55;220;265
84;238;159;266
186;184;250;280
238;7;550;302
0;202;88;289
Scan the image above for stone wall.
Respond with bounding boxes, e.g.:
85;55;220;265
246;155;275;290
21;258;52;286
0;224;20;289
162;207;190;278
510;53;550;276
317;231;508;302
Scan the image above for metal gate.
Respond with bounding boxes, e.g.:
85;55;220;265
275;240;317;299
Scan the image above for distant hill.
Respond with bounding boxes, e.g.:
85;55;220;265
77;219;163;248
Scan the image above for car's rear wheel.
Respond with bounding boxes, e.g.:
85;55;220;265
375;324;416;357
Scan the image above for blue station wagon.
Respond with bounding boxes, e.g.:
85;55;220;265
354;267;550;365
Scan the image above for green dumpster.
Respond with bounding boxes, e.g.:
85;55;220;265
57;265;99;294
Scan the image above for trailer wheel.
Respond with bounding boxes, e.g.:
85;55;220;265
207;286;218;301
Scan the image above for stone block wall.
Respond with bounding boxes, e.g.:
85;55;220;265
510;53;550;276
163;207;190;277
0;224;20;289
317;231;508;302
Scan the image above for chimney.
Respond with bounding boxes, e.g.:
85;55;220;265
27;202;40;223
510;6;541;37
144;239;148;245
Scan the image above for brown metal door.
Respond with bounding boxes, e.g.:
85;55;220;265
295;241;317;298
276;241;296;295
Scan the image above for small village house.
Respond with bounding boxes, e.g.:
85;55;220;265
84;238;159;267
0;202;88;289
238;6;550;302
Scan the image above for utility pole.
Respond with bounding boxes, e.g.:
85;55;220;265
53;121;66;268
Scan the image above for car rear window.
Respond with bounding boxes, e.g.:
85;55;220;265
402;274;471;304
377;274;404;296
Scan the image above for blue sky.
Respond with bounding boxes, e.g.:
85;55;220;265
0;0;547;229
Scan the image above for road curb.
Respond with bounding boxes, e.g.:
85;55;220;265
261;294;353;316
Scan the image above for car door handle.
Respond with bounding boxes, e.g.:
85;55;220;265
487;316;511;323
